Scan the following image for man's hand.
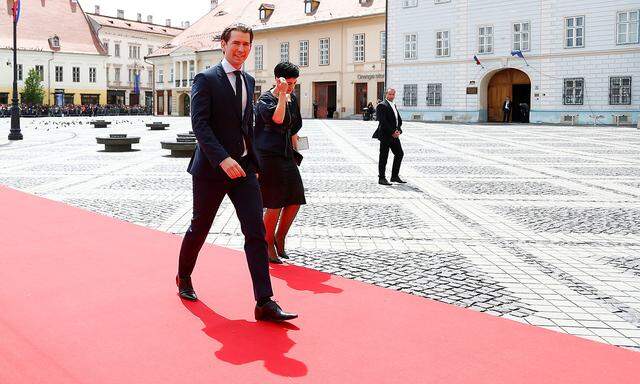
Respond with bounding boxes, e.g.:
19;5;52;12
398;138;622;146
392;130;401;138
219;157;246;179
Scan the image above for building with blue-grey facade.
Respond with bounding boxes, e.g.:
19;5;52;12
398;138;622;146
387;0;639;125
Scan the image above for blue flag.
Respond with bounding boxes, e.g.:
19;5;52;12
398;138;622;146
133;72;140;95
510;50;525;59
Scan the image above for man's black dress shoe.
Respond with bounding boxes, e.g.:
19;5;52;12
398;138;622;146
176;276;198;301
378;178;392;186
255;300;298;322
390;176;407;183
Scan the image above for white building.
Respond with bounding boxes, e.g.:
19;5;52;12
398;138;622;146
387;0;640;125
0;0;107;106
87;7;183;107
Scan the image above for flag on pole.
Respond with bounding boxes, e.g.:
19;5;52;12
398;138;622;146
12;0;21;23
133;72;140;95
510;50;529;66
473;55;485;69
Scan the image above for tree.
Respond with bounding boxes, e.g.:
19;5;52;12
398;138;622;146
22;68;45;105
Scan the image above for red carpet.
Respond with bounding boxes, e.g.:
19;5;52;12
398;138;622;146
0;185;638;383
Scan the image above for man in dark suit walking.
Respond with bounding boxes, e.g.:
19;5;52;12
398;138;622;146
373;88;406;185
176;24;297;322
502;96;512;123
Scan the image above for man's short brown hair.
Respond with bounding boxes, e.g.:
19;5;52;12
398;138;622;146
221;23;254;43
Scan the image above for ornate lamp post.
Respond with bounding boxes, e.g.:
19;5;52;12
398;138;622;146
8;0;23;140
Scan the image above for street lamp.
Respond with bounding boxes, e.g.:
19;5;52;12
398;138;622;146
8;1;23;140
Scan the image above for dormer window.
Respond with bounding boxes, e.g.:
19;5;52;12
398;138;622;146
359;0;372;5
259;4;275;21
304;0;320;14
49;36;60;50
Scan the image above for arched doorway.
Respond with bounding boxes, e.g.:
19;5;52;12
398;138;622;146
178;93;191;117
486;68;531;123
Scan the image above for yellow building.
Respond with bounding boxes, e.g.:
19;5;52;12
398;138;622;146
0;0;107;106
148;0;386;118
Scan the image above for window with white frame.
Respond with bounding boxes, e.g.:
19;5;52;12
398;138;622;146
563;78;584;105
319;38;330;65
426;83;442;106
617;10;639;44
381;31;386;59
55;66;63;82
73;67;80;83
114;68;120;82
403;84;418;107
35;65;44;80
189;62;195;80
565;16;585;48
158;69;163;83
129;45;140;59
148;70;153;84
478;26;493;53
89;67;96;83
114;43;120;57
354;33;365;62
254;45;263;70
299;40;309;66
513;22;530;51
280;42;290;63
402;0;417;7
404;34;417;60
436;30;449;57
304;0;313;14
435;0;451;3
128;69;133;83
610;76;632;105
169;68;174;82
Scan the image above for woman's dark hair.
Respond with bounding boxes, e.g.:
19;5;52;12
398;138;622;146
274;62;300;79
221;23;254;43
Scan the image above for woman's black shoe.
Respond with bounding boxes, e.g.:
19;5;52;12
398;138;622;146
274;240;290;259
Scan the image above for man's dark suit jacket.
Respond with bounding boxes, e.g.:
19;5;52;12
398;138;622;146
372;100;403;141
187;63;259;180
502;101;511;111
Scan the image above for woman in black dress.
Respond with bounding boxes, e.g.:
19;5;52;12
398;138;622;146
254;62;306;264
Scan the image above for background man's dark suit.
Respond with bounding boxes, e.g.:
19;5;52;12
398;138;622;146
502;99;511;123
373;100;404;180
178;63;273;301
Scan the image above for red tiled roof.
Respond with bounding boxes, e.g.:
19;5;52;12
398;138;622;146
0;0;105;55
148;0;385;58
88;14;184;37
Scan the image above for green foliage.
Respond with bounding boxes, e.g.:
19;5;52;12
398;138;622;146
22;68;45;105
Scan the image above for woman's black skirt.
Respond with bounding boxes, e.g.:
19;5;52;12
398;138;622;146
258;154;306;209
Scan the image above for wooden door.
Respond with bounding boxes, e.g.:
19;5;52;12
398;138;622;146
487;69;530;122
314;83;328;118
355;83;368;114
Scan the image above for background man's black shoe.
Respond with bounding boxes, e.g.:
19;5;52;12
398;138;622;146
255;300;298;322
176;276;198;301
390;177;407;183
378;178;392;186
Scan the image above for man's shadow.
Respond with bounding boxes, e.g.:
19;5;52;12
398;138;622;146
269;263;343;295
182;300;308;377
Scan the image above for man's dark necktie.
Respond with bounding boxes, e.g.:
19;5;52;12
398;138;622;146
234;70;243;117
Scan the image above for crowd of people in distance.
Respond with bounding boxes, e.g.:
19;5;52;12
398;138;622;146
0;104;153;118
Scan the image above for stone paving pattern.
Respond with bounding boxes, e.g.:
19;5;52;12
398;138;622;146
2;116;640;350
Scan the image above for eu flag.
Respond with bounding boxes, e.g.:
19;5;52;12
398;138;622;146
133;72;140;95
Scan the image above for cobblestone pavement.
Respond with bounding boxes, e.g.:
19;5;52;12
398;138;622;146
2;117;640;350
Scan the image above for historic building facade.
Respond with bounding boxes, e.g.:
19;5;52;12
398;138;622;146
0;0;107;106
87;7;183;108
147;0;386;118
387;0;640;125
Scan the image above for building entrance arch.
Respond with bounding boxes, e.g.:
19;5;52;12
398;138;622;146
178;93;191;117
481;68;531;123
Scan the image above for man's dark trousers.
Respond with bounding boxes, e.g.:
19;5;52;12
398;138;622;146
378;138;404;179
178;157;273;301
503;108;511;122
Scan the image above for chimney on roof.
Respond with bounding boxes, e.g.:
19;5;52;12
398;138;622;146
147;15;153;24
95;5;100;15
211;0;219;10
182;21;191;28
166;19;172;27
117;9;125;19
137;13;142;22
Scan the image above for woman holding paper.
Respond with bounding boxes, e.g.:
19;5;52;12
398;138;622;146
254;62;306;264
